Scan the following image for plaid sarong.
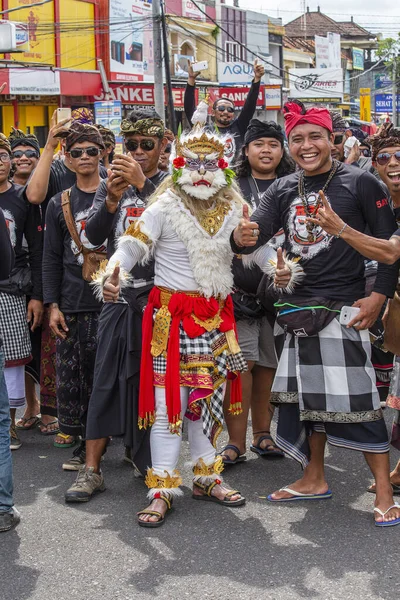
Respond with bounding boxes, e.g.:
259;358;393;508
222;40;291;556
0;292;31;367
271;317;382;423
154;326;246;444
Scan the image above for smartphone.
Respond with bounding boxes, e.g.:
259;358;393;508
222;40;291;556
56;107;71;124
192;60;208;72
339;306;361;326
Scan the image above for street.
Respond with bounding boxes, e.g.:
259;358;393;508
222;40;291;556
1;410;399;600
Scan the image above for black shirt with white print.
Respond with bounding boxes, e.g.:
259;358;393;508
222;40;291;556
43;185;105;312
0;183;43;300
231;162;398;302
85;171;167;288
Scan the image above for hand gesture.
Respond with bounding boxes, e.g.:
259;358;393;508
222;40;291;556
253;59;265;83
46;110;72;150
110;154;146;190
188;60;201;86
274;248;291;288
27;299;44;332
348;292;386;330
103;265;120;303
106;171;130;209
306;190;346;237
345;142;361;165
233;204;260;248
49;306;69;340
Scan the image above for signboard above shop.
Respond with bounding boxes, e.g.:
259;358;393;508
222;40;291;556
375;93;400;113
217;60;271;85
289;68;343;101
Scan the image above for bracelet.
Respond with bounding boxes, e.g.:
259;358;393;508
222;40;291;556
335;223;348;239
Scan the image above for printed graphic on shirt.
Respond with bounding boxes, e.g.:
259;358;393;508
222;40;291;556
287;193;333;259
71;209;107;265
3;209;17;247
224;135;236;165
115;195;147;237
269;228;285;249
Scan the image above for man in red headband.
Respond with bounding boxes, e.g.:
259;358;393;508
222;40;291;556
231;100;400;527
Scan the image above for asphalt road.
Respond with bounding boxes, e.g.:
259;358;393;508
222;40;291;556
1;410;399;600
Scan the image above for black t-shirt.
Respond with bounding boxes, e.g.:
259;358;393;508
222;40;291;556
184;81;261;166
0;183;43;299
232;162;398;302
43;184;104;312
41;159;108;220
86;170;167;287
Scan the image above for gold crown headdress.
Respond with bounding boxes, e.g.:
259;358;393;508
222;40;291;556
176;98;226;159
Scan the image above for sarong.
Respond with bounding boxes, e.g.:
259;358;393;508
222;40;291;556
39;309;57;417
387;355;400;451
0;292;31;367
271;318;389;467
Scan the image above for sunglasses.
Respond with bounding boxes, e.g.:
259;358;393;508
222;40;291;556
216;105;234;113
12;149;39;159
69;147;101;159
376;151;400;166
125;139;156;152
333;134;344;145
0;153;11;163
164;144;172;153
361;148;371;157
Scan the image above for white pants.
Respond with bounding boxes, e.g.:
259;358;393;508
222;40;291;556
150;386;216;478
4;366;25;409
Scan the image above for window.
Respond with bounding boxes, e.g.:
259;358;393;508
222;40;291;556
225;41;244;62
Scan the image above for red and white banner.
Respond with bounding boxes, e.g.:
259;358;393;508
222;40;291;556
92;84;198;108
207;86;265;109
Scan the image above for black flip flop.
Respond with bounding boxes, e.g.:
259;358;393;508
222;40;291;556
368;482;400;495
220;444;247;465
250;434;285;458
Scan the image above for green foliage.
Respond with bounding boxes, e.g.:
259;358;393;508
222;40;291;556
376;36;400;68
211;25;220;40
172;167;183;184
224;167;236;186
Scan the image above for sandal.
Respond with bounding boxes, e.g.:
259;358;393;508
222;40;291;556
54;433;77;448
192;480;246;507
374;503;400;527
250;431;285;459
15;415;41;430
368;482;400;495
137;494;173;528
220;444;247;466
40;420;60;436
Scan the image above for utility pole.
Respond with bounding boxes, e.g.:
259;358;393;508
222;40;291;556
161;0;177;133
392;59;397;126
152;0;165;121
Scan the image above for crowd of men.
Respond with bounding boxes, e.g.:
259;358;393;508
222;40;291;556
0;65;400;533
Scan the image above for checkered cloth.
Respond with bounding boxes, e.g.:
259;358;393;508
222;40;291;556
271;317;381;422
0;292;31;366
154;325;246;442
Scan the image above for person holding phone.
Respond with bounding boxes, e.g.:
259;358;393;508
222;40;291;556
184;59;265;166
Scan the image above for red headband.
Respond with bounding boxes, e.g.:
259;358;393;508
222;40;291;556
284;102;333;138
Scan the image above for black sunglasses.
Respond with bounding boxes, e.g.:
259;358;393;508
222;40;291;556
12;149;39;159
164;144;172;153
376;151;400;166
125;139;156;152
361;148;371;157
216;105;234;113
333;134;344;145
69;146;101;159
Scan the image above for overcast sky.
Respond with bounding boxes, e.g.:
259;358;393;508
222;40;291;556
235;0;400;37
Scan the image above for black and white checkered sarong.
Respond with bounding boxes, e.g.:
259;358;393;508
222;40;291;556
271;317;381;422
0;292;31;366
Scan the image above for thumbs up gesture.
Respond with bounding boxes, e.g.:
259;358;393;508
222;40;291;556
274;248;291;289
233;203;260;248
103;264;120;303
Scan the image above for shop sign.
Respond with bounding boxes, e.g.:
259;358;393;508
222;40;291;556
265;85;281;110
9;68;60;95
92;84;194;108
213;86;265;108
217;61;271;84
289;68;343;100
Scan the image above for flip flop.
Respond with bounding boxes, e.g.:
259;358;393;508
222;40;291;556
250;434;285;459
54;433;77;448
374;503;400;527
267;486;333;503
15;416;41;430
39;420;60;436
219;444;247;466
368;482;400;496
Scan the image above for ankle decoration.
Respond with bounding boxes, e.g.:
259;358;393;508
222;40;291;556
145;468;183;499
192;456;224;484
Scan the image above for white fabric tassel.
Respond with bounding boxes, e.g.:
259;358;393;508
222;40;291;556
147;487;183;500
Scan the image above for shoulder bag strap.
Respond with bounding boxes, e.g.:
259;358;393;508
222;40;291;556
247;176;261;207
61;188;85;254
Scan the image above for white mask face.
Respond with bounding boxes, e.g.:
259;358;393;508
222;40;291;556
175;155;228;200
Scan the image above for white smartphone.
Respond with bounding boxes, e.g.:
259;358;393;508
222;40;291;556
192;60;208;72
339;306;361;326
56;107;71;124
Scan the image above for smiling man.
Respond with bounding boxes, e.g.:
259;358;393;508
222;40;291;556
8;128;40;186
231;101;400;528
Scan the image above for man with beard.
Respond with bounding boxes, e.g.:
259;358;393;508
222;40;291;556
42;124;106;467
231;101;400;527
184;60;265;166
94;102;247;526
222;119;294;465
64;109;168;502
